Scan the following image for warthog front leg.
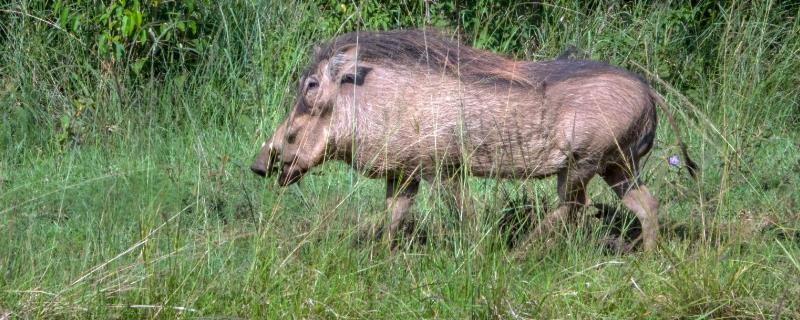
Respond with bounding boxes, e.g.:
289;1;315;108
384;176;420;244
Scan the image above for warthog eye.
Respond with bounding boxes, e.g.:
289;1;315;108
307;77;319;90
286;132;297;144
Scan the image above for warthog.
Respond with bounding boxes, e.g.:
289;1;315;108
251;30;696;251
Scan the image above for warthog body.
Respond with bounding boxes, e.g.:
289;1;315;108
251;30;695;251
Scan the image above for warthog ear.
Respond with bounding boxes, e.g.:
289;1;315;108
340;66;372;86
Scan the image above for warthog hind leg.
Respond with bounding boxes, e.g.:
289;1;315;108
601;164;659;251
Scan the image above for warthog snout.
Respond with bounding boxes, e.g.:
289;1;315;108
276;162;306;186
252;117;316;186
251;145;303;186
250;141;278;177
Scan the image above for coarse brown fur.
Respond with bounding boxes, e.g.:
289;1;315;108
251;29;697;252
309;29;533;87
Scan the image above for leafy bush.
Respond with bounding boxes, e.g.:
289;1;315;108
314;0;540;56
52;0;212;75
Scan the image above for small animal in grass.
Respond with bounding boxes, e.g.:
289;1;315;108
251;29;697;252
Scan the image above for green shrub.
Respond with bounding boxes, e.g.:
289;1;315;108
52;0;212;75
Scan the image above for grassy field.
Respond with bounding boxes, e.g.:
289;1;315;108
2;1;799;318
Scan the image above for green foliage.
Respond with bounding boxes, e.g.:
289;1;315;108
52;0;211;74
314;0;539;55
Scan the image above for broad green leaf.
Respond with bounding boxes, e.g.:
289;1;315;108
60;115;70;129
187;20;197;34
122;15;132;37
131;58;147;76
71;16;81;33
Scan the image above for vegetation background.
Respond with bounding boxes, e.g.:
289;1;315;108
1;0;799;318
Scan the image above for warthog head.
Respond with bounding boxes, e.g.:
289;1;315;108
250;45;370;186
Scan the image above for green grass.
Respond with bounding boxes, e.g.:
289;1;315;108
2;0;799;318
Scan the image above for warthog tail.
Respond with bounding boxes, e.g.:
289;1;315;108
650;90;699;178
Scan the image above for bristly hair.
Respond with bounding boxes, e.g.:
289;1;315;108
311;29;534;87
